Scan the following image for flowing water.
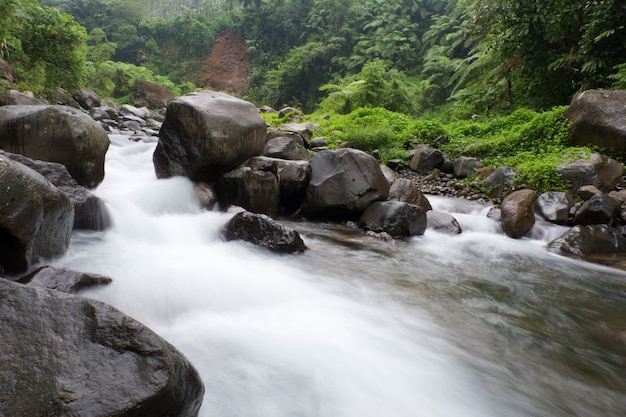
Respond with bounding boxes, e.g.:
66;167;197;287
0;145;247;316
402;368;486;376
55;135;626;417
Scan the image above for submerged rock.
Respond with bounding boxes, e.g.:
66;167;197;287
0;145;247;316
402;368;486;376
0;278;204;417
548;224;626;257
426;211;462;235
18;265;112;294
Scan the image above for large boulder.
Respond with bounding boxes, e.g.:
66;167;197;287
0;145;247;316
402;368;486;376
548;224;626;257
572;193;619;225
388;178;432;212
0;58;14;83
0;154;74;274
1;150;111;230
564;90;626;153
453;156;483;178
0;278;204;417
153;91;266;182
246;156;311;215
483;167;517;200
222;210;307;253
267;122;318;147
0;105;110;188
303;148;390;219
535;191;574;225
359;201;427;237
501;189;537;238
558;153;625;193
18;265;112;294
0;89;45;106
131;79;175;110
72;87;101;111
409;145;444;174
214;166;280;216
262;136;309;160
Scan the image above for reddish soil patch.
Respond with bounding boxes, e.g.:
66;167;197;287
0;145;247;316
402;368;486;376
199;30;249;96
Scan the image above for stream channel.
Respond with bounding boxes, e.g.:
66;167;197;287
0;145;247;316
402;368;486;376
55;134;626;417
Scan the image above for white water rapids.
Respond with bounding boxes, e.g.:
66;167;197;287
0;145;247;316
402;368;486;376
55;135;626;417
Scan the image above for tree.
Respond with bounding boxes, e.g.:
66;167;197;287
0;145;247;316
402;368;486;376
17;4;88;91
470;0;626;108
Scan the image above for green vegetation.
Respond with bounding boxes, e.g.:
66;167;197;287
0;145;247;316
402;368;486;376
1;0;624;194
264;105;594;194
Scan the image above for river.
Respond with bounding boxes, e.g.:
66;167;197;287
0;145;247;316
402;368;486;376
55;135;626;417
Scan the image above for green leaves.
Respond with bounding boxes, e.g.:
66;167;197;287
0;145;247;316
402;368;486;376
16;4;88;91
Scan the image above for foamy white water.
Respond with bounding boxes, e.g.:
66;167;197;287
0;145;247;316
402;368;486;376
57;136;500;417
57;135;626;417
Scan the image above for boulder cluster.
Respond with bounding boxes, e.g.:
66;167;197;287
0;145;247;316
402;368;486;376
150;90;626;262
0;88;204;417
2;84;626;415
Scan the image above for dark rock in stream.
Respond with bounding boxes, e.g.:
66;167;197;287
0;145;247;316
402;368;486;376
388;178;432;212
222;210;307;253
263;136;309;160
548;224;626;257
245;156;311;215
1;150;112;230
215;166;280;216
17;265;112;293
536;191;574;225
359;201;427;237
0;153;74;274
0;278;204;417
426;211;462;235
501;189;537;238
303;148;389;219
573;192;620;225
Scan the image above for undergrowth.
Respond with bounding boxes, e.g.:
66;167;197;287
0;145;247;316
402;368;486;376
262;105;602;194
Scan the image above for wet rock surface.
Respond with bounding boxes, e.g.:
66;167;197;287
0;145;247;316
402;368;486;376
222;210;307;253
0;278;205;417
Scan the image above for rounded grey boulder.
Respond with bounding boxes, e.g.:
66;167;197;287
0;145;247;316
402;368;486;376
303;148;390;219
153;91;267;182
0;154;74;274
0;105;110;188
0;278;204;417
